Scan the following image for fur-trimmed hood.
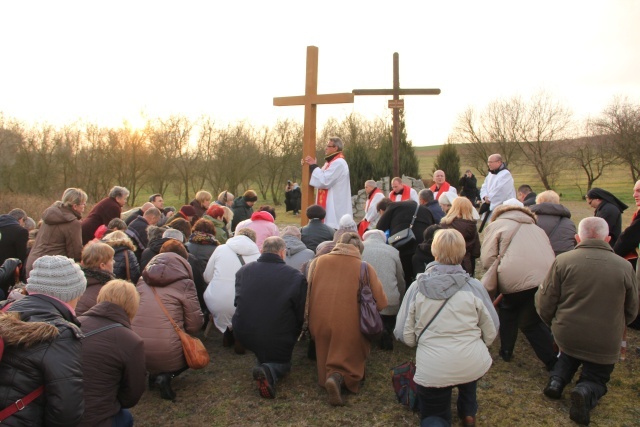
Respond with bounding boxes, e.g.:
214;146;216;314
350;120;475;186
491;204;536;224
0;311;60;347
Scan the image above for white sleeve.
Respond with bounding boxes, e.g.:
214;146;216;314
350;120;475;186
488;171;515;208
410;188;419;203
309;159;348;190
364;193;384;222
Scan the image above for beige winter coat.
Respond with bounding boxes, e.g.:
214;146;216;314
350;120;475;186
481;206;555;295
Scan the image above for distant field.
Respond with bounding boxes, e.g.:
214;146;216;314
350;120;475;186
414;145;637;204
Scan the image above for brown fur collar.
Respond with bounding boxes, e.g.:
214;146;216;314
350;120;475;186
104;237;136;251
0;312;59;347
491;205;537;223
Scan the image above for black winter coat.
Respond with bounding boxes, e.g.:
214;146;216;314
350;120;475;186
595;200;623;247
376;201;435;256
0;215;28;281
113;245;141;284
0;294;84;427
231;197;254;232
127;216;150;251
232;253;307;363
301;219;335;253
614;212;640;260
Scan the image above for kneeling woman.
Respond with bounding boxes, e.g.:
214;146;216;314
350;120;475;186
132;246;204;400
400;229;498;426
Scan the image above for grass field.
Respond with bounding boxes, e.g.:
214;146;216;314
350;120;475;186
2;146;639;427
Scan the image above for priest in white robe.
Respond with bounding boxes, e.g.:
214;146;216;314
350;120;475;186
304;137;352;230
358;180;385;237
480;153;516;215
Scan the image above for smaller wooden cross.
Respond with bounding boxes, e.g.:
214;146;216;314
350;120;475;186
353;52;440;177
274;46;354;224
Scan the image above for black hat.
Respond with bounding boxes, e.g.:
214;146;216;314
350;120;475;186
306;204;326;220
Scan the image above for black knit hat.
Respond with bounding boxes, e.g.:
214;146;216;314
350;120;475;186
306;204;326;220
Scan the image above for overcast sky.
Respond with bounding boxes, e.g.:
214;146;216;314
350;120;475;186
1;1;639;146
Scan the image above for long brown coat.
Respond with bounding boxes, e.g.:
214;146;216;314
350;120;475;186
132;252;204;374
308;243;388;393
25;201;83;276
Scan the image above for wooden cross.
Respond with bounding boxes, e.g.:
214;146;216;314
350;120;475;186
273;46;354;224
353;52;441;177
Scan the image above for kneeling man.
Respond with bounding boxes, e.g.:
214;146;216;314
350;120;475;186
232;236;308;398
536;217;638;425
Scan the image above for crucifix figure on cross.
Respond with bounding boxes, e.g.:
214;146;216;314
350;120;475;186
353;52;441;177
273;46;354;225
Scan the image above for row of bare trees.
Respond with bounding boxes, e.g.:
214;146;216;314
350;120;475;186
0;111;420;207
451;93;640;193
0;114;306;206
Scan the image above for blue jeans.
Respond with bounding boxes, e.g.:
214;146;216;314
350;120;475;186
112;408;133;427
417;380;478;424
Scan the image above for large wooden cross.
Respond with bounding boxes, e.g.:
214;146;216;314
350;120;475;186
273;46;354;224
353;52;441;177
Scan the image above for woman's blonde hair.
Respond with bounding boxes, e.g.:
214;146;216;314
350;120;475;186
195;190;212;205
441;197;475;224
81;242;115;269
61;188;88;207
97;279;140;320
536;190;560;204
431;229;466;265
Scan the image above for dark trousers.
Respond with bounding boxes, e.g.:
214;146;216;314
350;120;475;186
417;380;478;424
260;361;291;384
399;251;414;286
112;408;133;427
499;288;556;366
551;352;615;408
380;314;396;350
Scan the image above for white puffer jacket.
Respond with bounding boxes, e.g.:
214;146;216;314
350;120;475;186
401;263;498;388
203;235;260;333
481;206;555;295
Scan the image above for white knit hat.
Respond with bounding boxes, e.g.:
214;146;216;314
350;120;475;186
26;255;87;302
502;198;524;208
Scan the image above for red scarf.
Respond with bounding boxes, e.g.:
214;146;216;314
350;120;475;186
430;181;451;200
316;152;345;210
358;188;383;237
391;184;412;202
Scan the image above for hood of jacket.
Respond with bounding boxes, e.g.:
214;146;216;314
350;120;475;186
0;214;19;228
491;205;536;224
225;235;260;257
0;311;59;347
41;201;81;225
142;252;193;287
147;236;171;254
232;197;250;209
250;211;274;222
416;262;469;300
529;202;571;219
283;234;308;256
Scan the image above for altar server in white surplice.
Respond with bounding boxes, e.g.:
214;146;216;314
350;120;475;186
304;137;352;230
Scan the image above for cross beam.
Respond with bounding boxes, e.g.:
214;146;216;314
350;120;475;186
274;46;354;224
353;52;440;177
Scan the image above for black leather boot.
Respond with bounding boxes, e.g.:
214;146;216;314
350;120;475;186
155;374;176;401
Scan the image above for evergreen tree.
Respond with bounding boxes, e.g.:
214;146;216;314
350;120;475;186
433;143;461;188
374;109;420;179
343;141;375;196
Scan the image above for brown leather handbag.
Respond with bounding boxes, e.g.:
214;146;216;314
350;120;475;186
151;287;210;369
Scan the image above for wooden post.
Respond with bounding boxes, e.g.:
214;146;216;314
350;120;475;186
353;52;441;177
274;46;354;225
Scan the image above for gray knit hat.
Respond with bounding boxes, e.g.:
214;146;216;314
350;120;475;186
26;255;87;302
162;228;184;242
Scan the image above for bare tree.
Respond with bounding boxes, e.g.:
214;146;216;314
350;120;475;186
107;125;152;205
515;91;573;190
565;119;618;195
594;96;640;182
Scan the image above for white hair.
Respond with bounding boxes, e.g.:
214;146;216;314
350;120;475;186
578;217;609;241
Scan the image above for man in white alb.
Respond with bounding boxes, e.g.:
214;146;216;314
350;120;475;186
479;153;516;228
304;137;352;230
389;177;419;203
357;180;385;237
